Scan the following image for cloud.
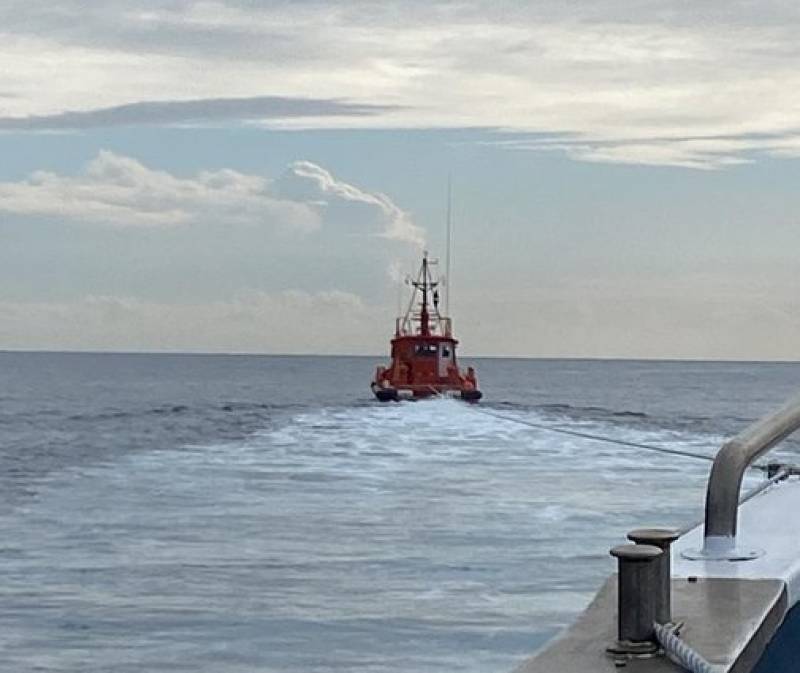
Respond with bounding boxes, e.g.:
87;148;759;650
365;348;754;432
4;270;800;358
0;150;319;229
275;161;424;246
0;151;424;305
5;2;800;166
0;291;388;354
499;136;762;170
0;151;420;245
454;271;800;360
0;95;396;130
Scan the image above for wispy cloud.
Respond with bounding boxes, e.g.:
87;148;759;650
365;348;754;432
275;161;424;246
490;132;800;169
0;95;396;130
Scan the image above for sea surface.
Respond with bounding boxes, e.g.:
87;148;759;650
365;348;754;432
1;352;800;672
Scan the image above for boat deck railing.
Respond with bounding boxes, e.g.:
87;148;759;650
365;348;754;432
696;392;800;560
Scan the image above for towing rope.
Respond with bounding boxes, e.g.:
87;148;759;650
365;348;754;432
466;405;767;471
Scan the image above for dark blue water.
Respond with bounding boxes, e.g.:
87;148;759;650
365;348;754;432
1;352;799;672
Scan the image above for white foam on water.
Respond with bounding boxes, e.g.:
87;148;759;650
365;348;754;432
0;398;747;673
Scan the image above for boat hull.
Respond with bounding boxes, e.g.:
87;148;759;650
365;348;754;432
371;383;482;402
373;387;399;402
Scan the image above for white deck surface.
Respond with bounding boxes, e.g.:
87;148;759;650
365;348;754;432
674;475;800;605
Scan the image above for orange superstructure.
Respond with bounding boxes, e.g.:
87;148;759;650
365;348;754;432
371;253;481;402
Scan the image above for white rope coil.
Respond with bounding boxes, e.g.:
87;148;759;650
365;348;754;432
654;622;722;673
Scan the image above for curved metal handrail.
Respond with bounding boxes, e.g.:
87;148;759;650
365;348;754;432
700;392;800;558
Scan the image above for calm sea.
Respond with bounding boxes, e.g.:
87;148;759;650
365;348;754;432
1;352;799;672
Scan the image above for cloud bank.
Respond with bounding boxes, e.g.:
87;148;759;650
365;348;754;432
455;272;800;360
4;1;800;167
0;292;386;354
4;271;799;359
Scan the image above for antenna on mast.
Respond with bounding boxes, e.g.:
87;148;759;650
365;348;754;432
396;276;403;323
445;174;452;318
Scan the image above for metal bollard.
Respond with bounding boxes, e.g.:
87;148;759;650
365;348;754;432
627;528;679;625
609;543;662;653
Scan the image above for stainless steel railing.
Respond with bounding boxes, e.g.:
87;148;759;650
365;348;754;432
699;392;800;559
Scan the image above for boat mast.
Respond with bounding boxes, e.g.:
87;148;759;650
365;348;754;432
398;252;442;337
445;175;452;318
419;253;430;336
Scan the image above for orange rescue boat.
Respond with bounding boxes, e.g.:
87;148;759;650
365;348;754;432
371;252;482;402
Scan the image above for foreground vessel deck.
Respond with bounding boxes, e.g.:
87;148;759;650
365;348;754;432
513;394;800;673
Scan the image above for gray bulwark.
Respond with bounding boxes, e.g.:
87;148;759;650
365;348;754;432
513;576;786;673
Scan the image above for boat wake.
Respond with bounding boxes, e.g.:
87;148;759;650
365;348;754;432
0;397;761;673
255;397;723;477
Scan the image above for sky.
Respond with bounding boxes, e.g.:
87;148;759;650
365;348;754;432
2;0;800;359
